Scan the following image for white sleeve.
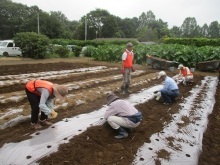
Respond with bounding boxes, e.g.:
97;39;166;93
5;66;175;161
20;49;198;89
122;52;127;60
38;88;53;115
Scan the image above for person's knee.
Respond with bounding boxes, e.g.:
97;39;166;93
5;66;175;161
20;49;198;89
107;116;116;124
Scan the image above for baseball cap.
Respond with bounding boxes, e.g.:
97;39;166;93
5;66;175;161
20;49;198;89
178;64;184;69
158;71;167;78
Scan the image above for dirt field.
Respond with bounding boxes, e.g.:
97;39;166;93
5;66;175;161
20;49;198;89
0;57;219;165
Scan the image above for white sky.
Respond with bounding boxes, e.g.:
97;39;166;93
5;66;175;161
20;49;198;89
11;0;220;28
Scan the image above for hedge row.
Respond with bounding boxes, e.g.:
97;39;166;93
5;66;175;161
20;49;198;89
163;38;220;47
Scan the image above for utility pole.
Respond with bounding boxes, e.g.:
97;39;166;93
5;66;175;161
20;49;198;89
37;13;40;34
85;15;87;41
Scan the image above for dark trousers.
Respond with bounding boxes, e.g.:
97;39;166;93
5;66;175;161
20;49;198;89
161;89;179;103
25;88;48;124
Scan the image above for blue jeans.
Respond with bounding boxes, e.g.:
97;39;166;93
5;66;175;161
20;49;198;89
161;89;179;103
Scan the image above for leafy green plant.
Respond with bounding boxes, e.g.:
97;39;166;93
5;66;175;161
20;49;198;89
14;32;50;59
54;46;69;58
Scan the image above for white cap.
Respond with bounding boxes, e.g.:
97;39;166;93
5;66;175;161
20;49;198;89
158;71;166;78
178;64;184;69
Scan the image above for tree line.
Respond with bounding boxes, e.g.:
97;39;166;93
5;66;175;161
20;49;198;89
0;0;220;41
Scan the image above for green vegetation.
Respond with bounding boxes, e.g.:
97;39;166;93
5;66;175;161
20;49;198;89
14;32;50;59
1;0;219;41
163;38;220;47
87;44;220;68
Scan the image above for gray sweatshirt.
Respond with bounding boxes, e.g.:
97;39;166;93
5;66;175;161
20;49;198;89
37;88;55;115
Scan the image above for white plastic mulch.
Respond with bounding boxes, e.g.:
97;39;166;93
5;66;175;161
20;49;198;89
0;76;218;165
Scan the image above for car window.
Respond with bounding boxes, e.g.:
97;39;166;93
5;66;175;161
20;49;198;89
7;43;13;47
0;42;7;47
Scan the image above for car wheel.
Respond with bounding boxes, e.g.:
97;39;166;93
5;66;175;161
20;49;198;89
3;52;9;57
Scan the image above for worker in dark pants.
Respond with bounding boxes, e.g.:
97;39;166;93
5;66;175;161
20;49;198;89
25;79;68;129
158;71;179;105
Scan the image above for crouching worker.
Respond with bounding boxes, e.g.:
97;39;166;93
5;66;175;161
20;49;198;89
25;79;68;129
158;71;179;105
177;64;194;85
104;92;142;139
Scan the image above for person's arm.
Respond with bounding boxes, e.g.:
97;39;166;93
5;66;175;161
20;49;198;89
104;105;117;120
46;98;54;110
38;88;53;115
121;52;127;70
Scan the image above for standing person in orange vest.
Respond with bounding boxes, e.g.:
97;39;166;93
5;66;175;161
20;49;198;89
177;64;194;85
25;80;68;129
121;42;135;94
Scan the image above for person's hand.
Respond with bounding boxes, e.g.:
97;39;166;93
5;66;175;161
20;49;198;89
50;110;58;119
131;67;135;72
121;69;125;75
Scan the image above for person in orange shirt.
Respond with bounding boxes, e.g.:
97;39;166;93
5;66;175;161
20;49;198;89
25;80;68;129
177;64;194;85
121;42;135;94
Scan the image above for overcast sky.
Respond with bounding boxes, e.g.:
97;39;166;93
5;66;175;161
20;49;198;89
12;0;219;28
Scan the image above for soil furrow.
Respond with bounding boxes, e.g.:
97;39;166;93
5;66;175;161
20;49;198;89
38;76;203;165
0;73;161;147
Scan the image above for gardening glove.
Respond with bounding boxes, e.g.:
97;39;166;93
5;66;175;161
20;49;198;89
121;69;125;75
50;110;58;119
131;67;135;72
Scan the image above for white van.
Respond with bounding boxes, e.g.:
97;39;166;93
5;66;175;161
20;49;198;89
0;40;22;57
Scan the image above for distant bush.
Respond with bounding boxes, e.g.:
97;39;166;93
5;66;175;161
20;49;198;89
54;46;69;58
14;32;50;59
81;46;96;57
163;37;220;47
72;45;82;57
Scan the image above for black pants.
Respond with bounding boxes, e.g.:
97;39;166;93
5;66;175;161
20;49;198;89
25;88;48;124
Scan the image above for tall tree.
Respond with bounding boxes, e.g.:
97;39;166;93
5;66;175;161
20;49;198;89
170;26;182;37
200;23;209;37
208;21;220;38
181;17;198;37
118;17;138;38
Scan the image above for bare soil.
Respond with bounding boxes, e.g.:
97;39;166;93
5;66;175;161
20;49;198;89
0;57;219;165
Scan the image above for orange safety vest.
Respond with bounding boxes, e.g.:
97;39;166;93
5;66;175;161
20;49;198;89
123;50;133;68
180;67;193;77
26;80;53;96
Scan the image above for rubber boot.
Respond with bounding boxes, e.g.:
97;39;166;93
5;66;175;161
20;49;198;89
115;127;128;139
125;84;132;93
120;85;126;94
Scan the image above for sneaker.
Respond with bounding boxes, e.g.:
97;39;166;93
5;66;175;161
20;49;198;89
114;132;128;139
125;89;132;93
31;123;42;129
163;102;171;105
121;90;126;94
40;120;52;126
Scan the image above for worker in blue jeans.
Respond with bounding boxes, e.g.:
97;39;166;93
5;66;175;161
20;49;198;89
158;71;179;105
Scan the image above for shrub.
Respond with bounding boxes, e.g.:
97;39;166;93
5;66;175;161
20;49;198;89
72;46;82;57
54;46;69;58
14;32;50;59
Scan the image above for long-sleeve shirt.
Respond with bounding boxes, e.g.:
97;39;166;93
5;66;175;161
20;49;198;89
104;99;138;120
37;88;55;115
160;76;178;92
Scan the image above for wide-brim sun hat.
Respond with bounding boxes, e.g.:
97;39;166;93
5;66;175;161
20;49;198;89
158;71;167;79
107;92;120;105
178;64;184;69
53;84;68;100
